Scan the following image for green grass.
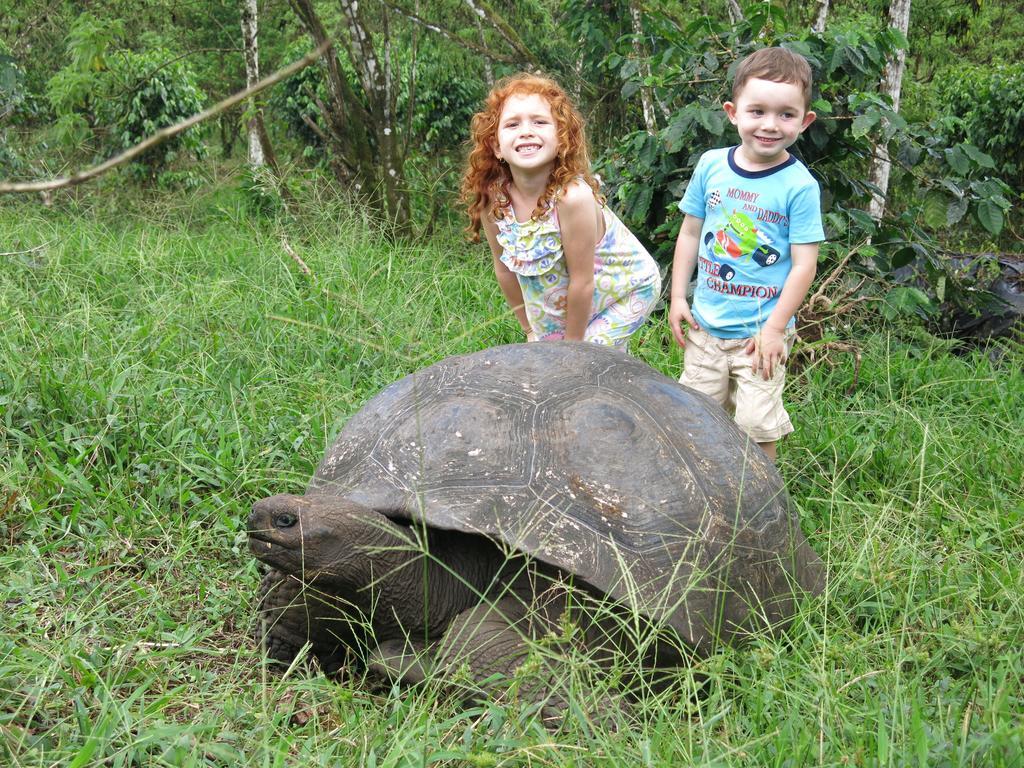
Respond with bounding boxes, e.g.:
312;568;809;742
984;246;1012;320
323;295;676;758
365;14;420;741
1;185;1022;766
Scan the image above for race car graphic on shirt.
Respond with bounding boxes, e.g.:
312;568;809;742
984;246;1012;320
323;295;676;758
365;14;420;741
702;208;781;281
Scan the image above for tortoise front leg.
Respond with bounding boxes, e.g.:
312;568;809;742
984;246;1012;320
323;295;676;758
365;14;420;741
435;596;573;727
255;569;357;674
367;637;434;685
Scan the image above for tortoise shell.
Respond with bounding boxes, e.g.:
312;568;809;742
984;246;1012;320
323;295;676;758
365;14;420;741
308;342;822;652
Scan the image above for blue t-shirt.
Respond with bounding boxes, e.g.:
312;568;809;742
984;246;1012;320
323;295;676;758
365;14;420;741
679;147;824;338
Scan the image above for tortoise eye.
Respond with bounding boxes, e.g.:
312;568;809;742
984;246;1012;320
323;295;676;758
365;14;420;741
274;512;298;529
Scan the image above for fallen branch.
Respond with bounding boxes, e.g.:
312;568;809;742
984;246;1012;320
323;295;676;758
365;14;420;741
0;241;52;257
280;235;313;278
0;39;332;195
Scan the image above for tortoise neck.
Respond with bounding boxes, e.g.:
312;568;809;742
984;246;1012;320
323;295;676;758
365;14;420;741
360;523;507;636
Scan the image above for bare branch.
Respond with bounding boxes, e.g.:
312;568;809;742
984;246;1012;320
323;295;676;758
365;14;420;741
374;0;519;64
289;0;375;178
463;0;541;69
0;40;332;195
0;241;53;257
280;235;314;278
301;111;329;143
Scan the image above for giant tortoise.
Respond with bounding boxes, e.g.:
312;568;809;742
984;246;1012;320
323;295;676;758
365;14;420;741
248;342;823;708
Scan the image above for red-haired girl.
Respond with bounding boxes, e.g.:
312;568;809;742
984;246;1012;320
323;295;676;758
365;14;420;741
462;74;661;347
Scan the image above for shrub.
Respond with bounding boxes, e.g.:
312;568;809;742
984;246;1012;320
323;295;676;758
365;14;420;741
935;63;1024;188
45;13;207;184
267;40;331;156
98;49;208;180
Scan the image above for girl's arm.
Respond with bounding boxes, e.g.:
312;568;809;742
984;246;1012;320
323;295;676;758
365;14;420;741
483;215;532;338
556;182;602;341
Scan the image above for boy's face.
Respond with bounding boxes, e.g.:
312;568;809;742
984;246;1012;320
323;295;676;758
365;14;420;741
723;78;816;170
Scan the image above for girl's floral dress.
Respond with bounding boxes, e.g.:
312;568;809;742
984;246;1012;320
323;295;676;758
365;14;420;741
496;201;661;347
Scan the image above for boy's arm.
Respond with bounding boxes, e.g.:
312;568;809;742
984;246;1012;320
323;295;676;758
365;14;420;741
668;214;704;348
746;242;819;379
483;215;533;339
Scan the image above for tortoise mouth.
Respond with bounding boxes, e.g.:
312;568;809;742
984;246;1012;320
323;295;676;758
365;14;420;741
248;531;299;559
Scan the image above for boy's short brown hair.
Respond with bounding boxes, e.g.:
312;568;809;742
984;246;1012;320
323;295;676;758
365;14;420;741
732;47;813;108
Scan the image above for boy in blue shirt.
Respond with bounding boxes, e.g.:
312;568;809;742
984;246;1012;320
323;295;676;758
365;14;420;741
669;47;824;462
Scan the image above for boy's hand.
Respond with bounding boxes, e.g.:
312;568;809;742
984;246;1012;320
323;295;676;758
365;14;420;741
669;300;699;347
746;326;786;379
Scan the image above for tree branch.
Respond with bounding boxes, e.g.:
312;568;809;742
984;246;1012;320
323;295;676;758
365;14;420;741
463;0;541;69
374;0;520;64
0;40;332;195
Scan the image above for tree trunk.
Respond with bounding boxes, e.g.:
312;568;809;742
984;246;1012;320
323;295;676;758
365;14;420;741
474;12;494;87
727;0;744;24
288;0;383;211
240;0;264;167
868;0;912;221
339;0;410;233
629;0;657;133
812;0;830;33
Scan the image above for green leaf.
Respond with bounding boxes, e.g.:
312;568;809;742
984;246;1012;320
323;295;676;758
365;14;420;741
976;200;1004;235
851;112;879;138
896;142;922;166
625;185;654;222
961;143;995;169
972;179;1005;200
882;286;935;321
847;208;877;232
921;191;948;229
946;196;968;226
944;146;970;175
695;107;724;135
845;45;867;74
662;116;692;153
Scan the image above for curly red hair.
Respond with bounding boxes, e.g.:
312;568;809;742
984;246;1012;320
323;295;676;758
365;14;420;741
461;73;601;242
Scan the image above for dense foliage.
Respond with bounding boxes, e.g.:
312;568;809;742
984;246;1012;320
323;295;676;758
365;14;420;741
934;63;1024;189
44;14;208;183
594;8;1014;293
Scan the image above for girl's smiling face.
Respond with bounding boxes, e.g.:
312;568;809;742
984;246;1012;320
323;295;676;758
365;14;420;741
494;93;559;174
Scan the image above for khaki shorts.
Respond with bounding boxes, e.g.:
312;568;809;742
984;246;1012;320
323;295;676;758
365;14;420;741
679;327;796;443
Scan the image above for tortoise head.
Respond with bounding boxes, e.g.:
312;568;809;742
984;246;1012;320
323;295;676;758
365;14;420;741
248;494;407;587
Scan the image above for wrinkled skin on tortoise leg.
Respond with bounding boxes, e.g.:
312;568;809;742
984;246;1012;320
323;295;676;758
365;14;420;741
434;595;572;727
255;569;359;675
433;587;633;730
366;638;434;684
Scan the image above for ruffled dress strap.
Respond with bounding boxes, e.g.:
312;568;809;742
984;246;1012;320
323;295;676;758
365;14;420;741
495;205;564;277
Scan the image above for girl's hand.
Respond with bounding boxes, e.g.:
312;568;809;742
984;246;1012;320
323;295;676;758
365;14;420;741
745;326;786;380
669;300;699;348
